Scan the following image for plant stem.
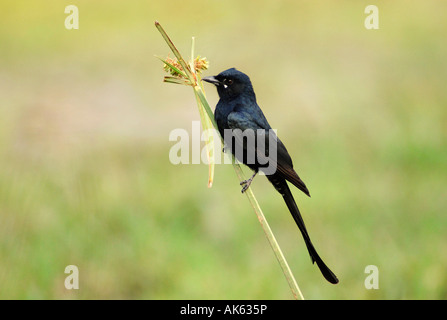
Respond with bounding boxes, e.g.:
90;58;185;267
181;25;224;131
155;21;195;84
231;163;304;300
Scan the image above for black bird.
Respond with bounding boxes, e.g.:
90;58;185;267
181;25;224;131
203;68;338;284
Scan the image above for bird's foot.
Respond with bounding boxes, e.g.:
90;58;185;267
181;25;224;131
239;171;258;193
240;180;251;193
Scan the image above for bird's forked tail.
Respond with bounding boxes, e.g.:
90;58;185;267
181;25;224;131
268;176;339;284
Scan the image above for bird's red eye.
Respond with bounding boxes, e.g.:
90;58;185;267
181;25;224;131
227;79;233;85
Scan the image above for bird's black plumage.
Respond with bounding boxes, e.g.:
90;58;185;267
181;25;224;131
203;68;338;284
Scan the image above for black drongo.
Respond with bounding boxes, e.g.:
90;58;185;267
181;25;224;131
203;68;338;284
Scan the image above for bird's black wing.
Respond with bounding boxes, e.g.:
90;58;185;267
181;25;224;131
274;137;310;197
227;108;310;196
227;107;273;169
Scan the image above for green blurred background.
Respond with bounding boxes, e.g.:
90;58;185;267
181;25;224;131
0;0;446;299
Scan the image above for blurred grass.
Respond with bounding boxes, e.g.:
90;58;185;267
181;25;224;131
0;0;446;299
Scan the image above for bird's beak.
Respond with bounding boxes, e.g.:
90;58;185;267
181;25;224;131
202;76;221;86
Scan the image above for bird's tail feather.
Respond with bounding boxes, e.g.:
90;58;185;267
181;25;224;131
268;176;339;284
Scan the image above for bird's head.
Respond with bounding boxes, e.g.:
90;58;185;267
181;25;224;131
202;68;255;101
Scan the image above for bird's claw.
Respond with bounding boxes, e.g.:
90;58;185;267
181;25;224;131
239;171;258;193
240;179;251;193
